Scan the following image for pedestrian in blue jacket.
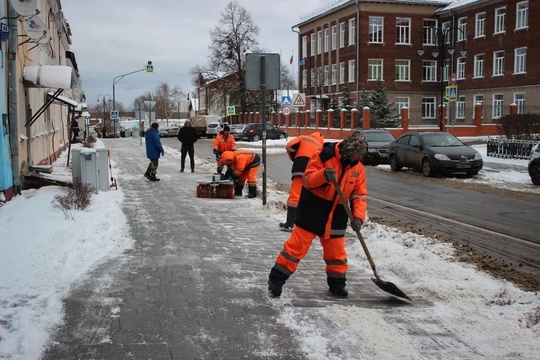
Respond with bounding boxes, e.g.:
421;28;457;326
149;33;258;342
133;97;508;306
144;122;165;181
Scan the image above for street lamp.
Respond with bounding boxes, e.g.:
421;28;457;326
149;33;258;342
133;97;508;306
97;94;111;137
417;25;467;131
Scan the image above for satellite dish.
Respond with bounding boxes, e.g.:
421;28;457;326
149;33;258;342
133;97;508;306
23;15;48;42
10;0;37;17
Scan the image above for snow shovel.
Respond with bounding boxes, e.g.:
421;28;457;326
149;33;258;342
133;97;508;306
330;178;411;301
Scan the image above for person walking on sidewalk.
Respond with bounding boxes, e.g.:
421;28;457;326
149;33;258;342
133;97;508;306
144;122;165;181
217;150;260;198
279;131;325;232
268;129;369;298
71;117;80;143
213;125;237;175
177;120;198;173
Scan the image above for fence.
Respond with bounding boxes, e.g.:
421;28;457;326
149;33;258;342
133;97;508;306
486;137;538;159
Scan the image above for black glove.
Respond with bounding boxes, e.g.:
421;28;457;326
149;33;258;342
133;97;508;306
351;218;362;232
229;173;239;182
324;168;336;182
216;165;224;174
213;149;221;160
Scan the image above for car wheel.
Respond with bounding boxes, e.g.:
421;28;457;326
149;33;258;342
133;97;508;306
530;163;540;185
421;158;434;177
252;134;261;142
466;169;479;177
389;155;401;171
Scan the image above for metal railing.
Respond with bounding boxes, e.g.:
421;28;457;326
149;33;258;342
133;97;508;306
486;137;538;159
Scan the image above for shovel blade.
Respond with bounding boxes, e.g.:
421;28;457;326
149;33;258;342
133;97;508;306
371;277;411;301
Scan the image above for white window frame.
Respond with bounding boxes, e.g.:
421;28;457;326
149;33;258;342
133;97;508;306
514;93;525;114
348;60;355;83
475;12;486;38
474;54;484;78
323;65;329;86
368;59;383;81
339;22;345;48
317;31;322;55
331;64;337;85
457;57;466;80
422;60;437;82
396;17;410;45
516;1;528;30
514;47;527;74
339;62;345;84
457;17;466;42
457;96;466;119
331;25;337;50
442;21;451;44
395;97;409;118
422;97;437;119
310;33;316;56
369;16;383;43
349;18;356;45
302;69;307;89
494;7;506;34
310;69;316;87
423;19;438;46
492;94;503;119
395;59;410;81
493;51;504;77
324;28;329;52
302;36;307;59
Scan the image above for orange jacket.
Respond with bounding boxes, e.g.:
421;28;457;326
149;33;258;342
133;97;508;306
217;150;260;178
286;132;324;179
295;142;367;238
213;132;237;154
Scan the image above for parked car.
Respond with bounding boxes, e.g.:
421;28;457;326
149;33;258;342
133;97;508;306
387;132;483;177
235;123;287;142
360;129;396;165
206;122;224;138
528;143;540;185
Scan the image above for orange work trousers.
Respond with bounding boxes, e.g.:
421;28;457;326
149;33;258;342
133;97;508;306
238;165;259;186
275;225;348;277
286;176;303;208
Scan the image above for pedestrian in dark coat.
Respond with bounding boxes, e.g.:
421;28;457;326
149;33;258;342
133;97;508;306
145;122;165;181
177;120;198;172
71;118;80;143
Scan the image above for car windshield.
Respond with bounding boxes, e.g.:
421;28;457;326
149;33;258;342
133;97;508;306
363;132;395;142
422;134;464;147
208;124;219;128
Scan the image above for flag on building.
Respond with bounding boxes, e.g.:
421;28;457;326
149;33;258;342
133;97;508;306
289;54;293;64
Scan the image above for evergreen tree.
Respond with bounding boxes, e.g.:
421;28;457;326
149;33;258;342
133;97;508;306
369;80;398;128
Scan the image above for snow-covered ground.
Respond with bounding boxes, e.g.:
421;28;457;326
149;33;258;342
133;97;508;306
0;137;538;359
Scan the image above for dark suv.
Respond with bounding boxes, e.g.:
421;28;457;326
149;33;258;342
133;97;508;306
235;123;287;142
360;129;396;165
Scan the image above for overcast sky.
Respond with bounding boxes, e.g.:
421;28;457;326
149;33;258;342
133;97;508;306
61;0;330;109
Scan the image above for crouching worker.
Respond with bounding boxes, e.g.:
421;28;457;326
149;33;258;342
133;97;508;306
268;129;369;298
217;150;260;198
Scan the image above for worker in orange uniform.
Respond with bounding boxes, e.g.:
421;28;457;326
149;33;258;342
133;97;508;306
213;125;237;176
217;150;261;198
279;131;325;232
268;129;369;298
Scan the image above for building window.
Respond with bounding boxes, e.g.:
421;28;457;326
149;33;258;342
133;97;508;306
302;70;307;89
492;94;503;119
302;36;307;58
369;17;383;43
422;97;436;119
423;19;438;45
514;93;525;114
395;60;410;81
457;57;466;80
395;97;409;117
310;69;316;87
331;64;337;85
324;28;329;52
493;51;504;76
494;7;506;34
396;18;410;44
514;47;527;74
457;17;466;42
474;54;484;78
516;1;528;30
442;59;449;82
339;22;345;48
349;18;356;45
317;31;322;54
348;60;355;82
310;33;315;56
422;60;437;82
331;25;337;50
457;96;466;119
368;59;383;81
475;13;485;38
324;65;329;86
339;62;345;84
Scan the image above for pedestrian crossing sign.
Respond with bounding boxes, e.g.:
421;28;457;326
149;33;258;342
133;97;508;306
226;106;236;116
446;85;458;102
281;96;291;106
110;111;119;119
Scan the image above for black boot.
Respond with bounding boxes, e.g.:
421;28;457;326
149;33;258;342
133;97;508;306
149;174;160;182
268;267;289;297
144;170;151;180
328;277;348;298
247;185;257;198
279;207;297;232
234;184;244;196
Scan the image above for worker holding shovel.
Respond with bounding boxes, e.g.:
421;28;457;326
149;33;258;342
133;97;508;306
268;129;368;298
